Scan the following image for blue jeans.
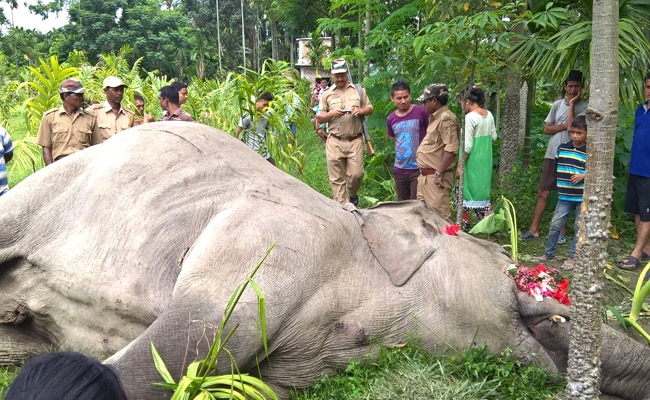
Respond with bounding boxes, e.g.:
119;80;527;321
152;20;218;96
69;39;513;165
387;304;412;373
545;200;581;259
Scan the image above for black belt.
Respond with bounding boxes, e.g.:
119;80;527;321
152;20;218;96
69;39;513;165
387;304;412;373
330;133;363;141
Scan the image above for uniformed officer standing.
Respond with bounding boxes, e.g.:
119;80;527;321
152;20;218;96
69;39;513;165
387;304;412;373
416;83;460;220
316;58;373;205
36;79;99;165
88;76;134;144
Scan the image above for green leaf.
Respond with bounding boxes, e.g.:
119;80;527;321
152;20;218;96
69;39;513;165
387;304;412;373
151;341;175;385
604;305;628;331
469;208;508;235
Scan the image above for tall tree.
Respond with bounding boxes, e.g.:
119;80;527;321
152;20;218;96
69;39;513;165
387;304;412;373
55;0;190;77
565;0;619;397
0;27;52;76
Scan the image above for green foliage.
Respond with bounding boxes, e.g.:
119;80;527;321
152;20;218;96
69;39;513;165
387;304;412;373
360;128;396;204
55;0;191;78
470;196;519;262
232;59;309;175
412;4;513;93
0;27;52;79
152;245;278;400
291;343;563;400
189;74;240;131
605;260;650;344
508;0;650;110
305;32;328;77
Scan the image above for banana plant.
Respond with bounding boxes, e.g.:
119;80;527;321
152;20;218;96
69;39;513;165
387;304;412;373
606;261;650;346
469;196;519;262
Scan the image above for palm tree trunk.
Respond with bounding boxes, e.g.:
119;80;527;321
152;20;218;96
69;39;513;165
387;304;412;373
216;0;222;71
565;0;619;398
499;71;521;189
241;0;246;68
521;76;536;169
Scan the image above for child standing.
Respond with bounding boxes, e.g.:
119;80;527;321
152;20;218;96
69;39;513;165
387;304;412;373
535;115;588;270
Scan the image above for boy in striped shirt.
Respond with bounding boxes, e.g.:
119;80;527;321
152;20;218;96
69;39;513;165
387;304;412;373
535;115;587;270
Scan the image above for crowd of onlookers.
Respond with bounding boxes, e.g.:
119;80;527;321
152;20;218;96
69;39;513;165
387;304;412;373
34;77;195;166
378;69;650;273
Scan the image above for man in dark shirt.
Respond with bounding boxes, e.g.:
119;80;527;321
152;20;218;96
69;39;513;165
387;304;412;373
159;86;195;122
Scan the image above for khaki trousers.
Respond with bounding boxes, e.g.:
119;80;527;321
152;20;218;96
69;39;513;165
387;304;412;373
417;172;453;221
326;137;364;203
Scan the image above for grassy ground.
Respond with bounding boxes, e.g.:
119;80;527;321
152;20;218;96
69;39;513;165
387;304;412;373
290;344;564;400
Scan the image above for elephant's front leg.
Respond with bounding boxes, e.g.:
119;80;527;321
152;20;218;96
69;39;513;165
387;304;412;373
107;301;268;400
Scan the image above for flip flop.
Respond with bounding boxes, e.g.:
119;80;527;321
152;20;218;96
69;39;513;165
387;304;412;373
520;231;539;242
617;256;640;271
561;260;575;271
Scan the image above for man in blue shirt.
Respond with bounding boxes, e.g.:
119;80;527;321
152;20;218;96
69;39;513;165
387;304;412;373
0;127;13;196
618;72;650;270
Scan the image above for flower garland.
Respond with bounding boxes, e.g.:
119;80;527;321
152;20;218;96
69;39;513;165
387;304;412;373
505;264;571;306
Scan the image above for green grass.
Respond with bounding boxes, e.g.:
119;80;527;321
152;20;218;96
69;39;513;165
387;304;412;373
0;366;19;398
290;343;564;400
5;108;44;189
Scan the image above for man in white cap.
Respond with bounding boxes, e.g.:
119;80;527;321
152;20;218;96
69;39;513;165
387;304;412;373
88;76;134;144
316;58;373;205
416;83;460;220
36;78;99;165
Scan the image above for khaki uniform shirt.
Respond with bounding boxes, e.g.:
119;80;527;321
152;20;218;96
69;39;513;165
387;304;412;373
88;102;134;144
416;106;460;171
318;84;372;138
36;106;99;162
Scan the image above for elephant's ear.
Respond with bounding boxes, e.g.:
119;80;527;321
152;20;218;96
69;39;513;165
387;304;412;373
359;201;443;286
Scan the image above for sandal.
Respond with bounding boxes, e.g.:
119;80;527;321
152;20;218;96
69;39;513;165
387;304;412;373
617;256;641;271
521;231;539;242
561;260;575;271
642;251;650;262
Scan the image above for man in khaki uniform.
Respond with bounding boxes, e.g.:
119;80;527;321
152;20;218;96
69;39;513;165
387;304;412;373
316;58;373;205
416;83;460;220
37;79;99;165
89;76;134;144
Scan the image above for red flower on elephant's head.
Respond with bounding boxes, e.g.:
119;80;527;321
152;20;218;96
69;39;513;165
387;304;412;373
444;224;461;236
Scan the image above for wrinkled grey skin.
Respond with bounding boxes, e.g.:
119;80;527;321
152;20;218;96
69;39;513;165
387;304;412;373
1;122;650;400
